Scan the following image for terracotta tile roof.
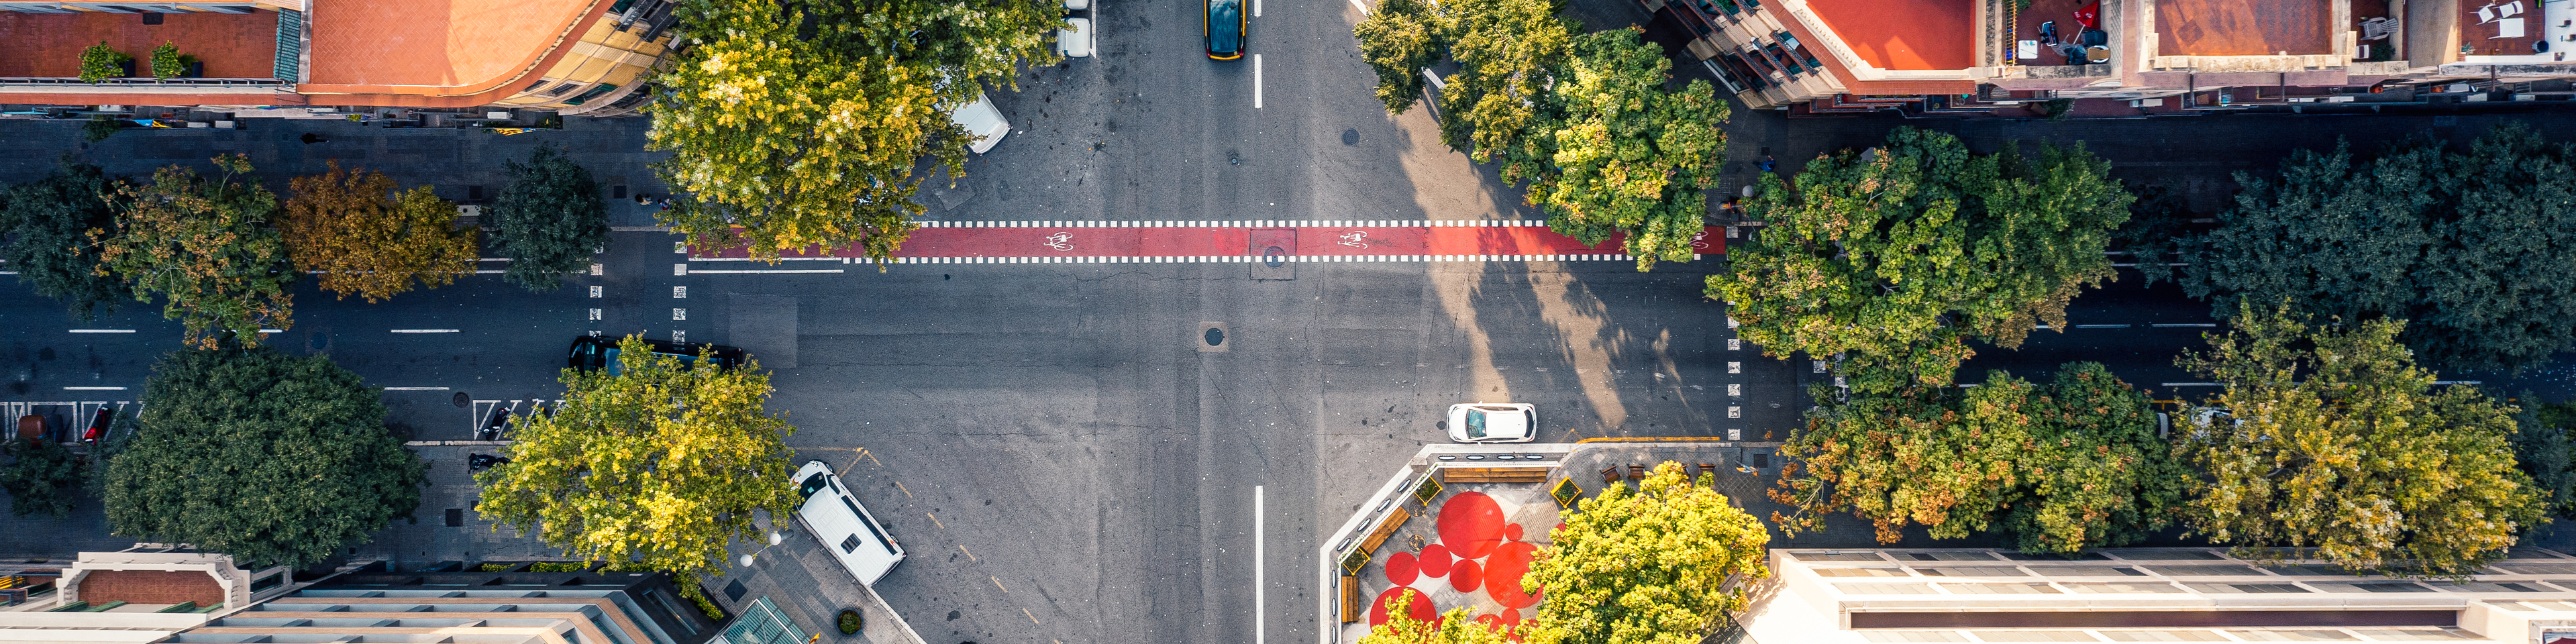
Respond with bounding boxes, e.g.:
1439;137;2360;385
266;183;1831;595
1803;0;1975;70
0;11;281;78
302;0;606;94
2156;0;2332;56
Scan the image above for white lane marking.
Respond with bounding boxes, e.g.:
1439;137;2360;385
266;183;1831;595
688;257;843;262
0;271;17;275
259;329;283;333
391;329;462;333
382;387;451;391
2161;382;2223;386
69;329;135;333
684;269;848;274
64;386;127;390
1255;0;1261;17
1255;484;1266;644
1349;0;1368;13
674;264;689;276
2150;323;2218;327
2071;324;2130;329
474;270;506;274
1253;54;1264;109
1422;68;1445;91
476;258;515;262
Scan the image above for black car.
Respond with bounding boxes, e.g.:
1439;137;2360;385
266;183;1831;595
567;335;747;374
1206;0;1245;60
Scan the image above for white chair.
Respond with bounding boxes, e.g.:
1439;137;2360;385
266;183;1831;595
2496;17;2528;37
2498;1;2524;16
2477;5;2497;23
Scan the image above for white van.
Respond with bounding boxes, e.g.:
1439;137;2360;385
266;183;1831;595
791;460;906;585
949;91;1010;154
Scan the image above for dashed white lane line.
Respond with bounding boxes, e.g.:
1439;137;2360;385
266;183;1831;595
684;268;848;274
1349;0;1368;13
64;386;127;390
1255;484;1266;644
2151;323;2219;327
391;329;462;333
69;329;135;333
382;387;450;391
1253;54;1264;109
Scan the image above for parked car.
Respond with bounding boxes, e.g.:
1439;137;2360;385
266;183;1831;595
81;407;111;446
949;91;1011;154
1447;402;1537;443
793;460;907;585
566;335;746;374
1060;17;1094;58
1205;0;1245;60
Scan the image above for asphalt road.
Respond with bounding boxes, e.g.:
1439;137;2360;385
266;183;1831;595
8;0;2576;641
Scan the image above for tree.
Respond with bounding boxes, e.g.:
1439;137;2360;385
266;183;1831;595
1;162;128;321
2174;303;2542;576
1525;29;1727;271
93;154;295;349
103;345;427;568
491;147;609;292
1352;0;1447;113
1360;591;1510;644
1769;363;2183;555
2515;400;2576;521
1;439;86;519
1521;462;1769;644
2181;123;2576;373
280;162;479;303
1706;129;2133;393
476;335;798;606
649;0;1062;262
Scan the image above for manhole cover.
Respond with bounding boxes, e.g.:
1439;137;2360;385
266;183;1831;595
452;392;470;408
1204;328;1225;347
1264;246;1286;268
1342;128;1359;146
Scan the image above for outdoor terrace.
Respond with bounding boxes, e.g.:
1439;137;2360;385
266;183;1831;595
2458;0;2573;62
2156;0;2334;56
1804;0;1975;69
0;10;281;79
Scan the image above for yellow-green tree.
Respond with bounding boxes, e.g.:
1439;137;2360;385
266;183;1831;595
1523;461;1769;644
1708;129;2132;393
474;336;796;609
93;154;295;349
1359;591;1511;644
280;162;479;303
649;0;1063;261
2176;303;2542;576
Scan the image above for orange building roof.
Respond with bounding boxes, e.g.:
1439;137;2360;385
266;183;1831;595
0;11;281;78
1802;0;1976;70
300;0;607;95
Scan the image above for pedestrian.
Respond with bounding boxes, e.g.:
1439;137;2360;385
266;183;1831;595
299;132;327;144
1756;156;1776;173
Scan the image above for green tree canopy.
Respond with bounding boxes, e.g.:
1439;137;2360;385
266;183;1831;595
1522;461;1769;644
2515;400;2576;521
1;162;129;321
93;154;295;349
1523;29;1727;271
1354;5;1724;270
491;147;609;292
1769;363;2185;554
1;438;87;519
1707;128;2133;393
1359;591;1511;644
649;0;1062;261
476;335;797;604
280;162;479;303
2180;123;2576;373
2175;303;2542;576
104;345;426;568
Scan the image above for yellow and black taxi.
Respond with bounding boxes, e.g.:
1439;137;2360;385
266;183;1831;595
1206;0;1246;60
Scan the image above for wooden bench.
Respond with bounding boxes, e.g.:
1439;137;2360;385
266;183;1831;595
1441;467;1548;484
1357;506;1411;555
1341;576;1363;623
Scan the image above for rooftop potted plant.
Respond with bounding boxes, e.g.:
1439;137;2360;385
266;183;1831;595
79;42;131;83
149;42;198;80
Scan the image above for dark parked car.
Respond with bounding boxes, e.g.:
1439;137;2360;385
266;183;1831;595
567;335;747;374
1206;0;1245;60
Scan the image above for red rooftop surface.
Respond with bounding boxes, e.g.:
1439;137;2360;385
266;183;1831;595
1803;0;1975;70
2155;0;2332;56
2457;0;2543;57
0;11;280;78
303;0;604;93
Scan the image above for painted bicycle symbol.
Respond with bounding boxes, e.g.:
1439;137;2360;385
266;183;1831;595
1690;231;1710;250
1335;231;1369;248
1042;231;1076;252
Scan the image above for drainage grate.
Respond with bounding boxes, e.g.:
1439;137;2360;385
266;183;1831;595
444;508;464;527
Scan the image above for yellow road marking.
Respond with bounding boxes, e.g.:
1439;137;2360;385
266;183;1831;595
991;576;1009;592
959;544;978;562
895;480;915;498
1024;607;1041;625
927;512;945;529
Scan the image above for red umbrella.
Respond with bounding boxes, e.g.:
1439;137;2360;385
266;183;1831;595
2073;1;2100;28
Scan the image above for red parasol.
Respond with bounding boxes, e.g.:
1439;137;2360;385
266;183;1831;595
2073;1;2100;28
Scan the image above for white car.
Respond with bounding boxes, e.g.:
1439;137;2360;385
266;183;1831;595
949;90;1010;154
1059;17;1094;58
1447;402;1537;443
792;460;906;585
